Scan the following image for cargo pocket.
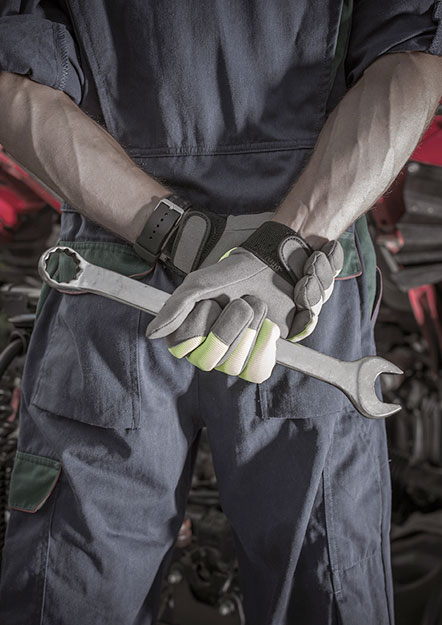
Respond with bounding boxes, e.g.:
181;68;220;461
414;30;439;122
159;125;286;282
31;241;151;429
8;451;61;513
258;231;363;419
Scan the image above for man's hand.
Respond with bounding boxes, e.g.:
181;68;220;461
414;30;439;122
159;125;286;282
146;221;343;383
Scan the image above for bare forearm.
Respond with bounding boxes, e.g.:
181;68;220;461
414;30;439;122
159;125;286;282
273;52;442;247
0;72;169;242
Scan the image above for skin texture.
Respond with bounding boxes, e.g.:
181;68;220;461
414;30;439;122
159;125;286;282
0;72;170;242
0;52;441;245
273;52;442;247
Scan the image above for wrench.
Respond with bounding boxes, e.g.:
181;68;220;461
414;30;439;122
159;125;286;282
38;246;403;419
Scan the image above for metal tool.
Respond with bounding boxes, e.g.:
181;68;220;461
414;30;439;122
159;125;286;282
39;246;403;419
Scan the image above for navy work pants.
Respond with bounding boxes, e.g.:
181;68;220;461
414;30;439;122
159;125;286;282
0;212;394;624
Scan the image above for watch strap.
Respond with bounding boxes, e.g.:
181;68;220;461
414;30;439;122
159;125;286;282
134;195;191;264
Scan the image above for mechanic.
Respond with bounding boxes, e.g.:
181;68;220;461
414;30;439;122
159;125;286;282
0;2;441;624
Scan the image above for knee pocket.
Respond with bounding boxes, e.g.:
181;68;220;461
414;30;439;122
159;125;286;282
8;451;61;513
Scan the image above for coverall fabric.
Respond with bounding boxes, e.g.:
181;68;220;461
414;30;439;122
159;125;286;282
1;210;391;625
1;1;442;624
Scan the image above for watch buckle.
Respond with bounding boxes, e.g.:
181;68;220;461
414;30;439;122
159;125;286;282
158;197;185;217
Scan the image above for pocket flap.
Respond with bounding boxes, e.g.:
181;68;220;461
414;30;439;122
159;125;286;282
8;451;61;513
337;231;362;279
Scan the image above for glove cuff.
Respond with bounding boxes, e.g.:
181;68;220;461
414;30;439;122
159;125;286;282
241;221;312;282
162;209;227;275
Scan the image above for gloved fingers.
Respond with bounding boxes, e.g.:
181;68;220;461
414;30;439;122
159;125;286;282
321;239;344;277
288;308;319;342
239;318;280;383
294;273;324;316
216;295;267;376
165;299;221;358
288;240;343;342
186;298;255;371
147;247;264;339
288;273;325;342
146;289;199;339
303;250;336;302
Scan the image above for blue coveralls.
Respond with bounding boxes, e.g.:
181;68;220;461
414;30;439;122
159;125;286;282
0;2;441;624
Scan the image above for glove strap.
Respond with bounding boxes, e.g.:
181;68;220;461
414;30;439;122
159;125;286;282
241;221;312;282
162;210;226;275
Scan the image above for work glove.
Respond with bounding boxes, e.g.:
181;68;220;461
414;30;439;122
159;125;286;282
163;209;273;274
147;221;344;383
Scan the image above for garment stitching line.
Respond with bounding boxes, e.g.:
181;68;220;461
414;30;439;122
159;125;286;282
39;477;61;625
57;25;69;92
129;140;315;151
129;145;315;158
355;419;393;623
16;452;60;469
335;547;382;575
51;23;60;90
132;308;142;430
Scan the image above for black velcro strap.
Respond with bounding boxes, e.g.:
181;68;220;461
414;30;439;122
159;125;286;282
198;212;227;265
241;221;312;282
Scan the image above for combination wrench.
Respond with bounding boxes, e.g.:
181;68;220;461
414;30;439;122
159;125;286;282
39;246;403;420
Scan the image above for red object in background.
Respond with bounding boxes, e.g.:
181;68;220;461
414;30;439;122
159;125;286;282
0;145;61;240
411;109;442;167
371;102;442;237
371;175;407;234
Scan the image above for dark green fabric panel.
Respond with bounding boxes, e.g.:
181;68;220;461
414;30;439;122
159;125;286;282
337;231;361;278
57;240;153;277
355;214;378;313
36;240;153;316
8;451;61;513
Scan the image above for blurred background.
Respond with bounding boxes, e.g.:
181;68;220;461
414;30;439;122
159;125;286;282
1;105;442;625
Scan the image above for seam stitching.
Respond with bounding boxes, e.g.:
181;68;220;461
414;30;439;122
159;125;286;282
128;141;316;158
55;25;69;91
16;451;60;469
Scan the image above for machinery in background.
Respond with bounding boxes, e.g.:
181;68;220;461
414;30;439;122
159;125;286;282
371;103;442;625
1;106;442;622
0;145;54;559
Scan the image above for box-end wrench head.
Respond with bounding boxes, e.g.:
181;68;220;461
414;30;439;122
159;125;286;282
38;245;169;313
39;246;403;420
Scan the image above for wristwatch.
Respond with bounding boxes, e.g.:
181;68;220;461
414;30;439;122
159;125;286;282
133;194;192;264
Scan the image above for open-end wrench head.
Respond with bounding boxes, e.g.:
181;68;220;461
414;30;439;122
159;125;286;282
38;246;86;292
357;356;403;419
